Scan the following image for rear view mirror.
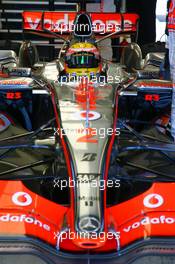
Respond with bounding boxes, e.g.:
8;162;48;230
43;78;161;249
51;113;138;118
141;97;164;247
3;67;32;77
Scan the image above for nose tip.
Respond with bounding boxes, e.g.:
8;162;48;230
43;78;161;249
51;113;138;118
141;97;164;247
72;235;107;249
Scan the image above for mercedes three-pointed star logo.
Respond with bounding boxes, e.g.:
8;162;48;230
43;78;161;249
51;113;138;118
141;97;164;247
79;217;101;232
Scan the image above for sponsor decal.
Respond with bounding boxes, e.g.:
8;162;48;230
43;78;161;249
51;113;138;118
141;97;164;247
139;81;172;88
78;196;99;202
123;215;175;233
81;153;97;162
78;195;100;207
143;193;164;209
12;192;32;207
79;216;101;232
0;213;50;231
73;110;101;121
77;174;99;183
122;193;174;233
7;68;31;77
0;80;28;86
23;12;138;33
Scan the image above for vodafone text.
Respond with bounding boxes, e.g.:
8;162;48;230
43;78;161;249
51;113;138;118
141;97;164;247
123;215;175;233
26;15;123;34
0;213;50;231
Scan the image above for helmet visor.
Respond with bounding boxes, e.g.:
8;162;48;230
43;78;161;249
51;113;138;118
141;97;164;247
66;52;99;69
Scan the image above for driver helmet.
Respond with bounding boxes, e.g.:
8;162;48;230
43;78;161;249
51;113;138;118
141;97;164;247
65;42;101;78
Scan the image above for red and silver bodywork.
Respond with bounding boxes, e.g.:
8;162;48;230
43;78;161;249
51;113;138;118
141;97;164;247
0;9;174;264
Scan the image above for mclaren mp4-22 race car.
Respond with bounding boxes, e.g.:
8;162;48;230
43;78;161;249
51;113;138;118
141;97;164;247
0;6;175;264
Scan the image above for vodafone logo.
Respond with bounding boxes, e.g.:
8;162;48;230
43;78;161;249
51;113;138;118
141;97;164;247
12;192;32;207
143;194;164;209
73;110;101;121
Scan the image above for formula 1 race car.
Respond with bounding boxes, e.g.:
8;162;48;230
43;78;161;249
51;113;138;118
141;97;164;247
0;3;175;264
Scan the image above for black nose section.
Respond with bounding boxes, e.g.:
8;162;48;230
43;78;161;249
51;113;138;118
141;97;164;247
74;13;93;38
